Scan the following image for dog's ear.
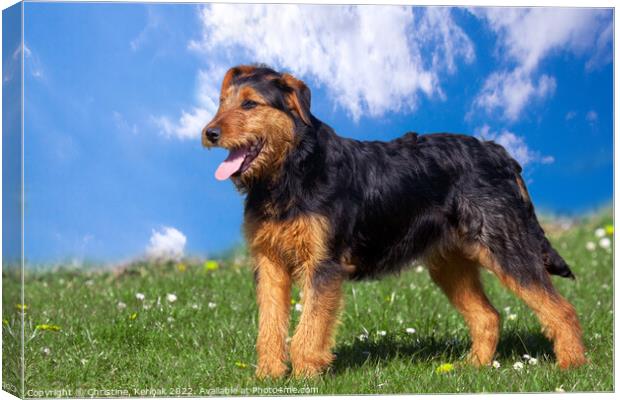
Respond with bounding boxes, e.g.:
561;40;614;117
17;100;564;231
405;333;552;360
281;73;312;126
220;65;256;96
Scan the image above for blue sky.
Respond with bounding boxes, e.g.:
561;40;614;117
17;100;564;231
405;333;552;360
5;3;613;264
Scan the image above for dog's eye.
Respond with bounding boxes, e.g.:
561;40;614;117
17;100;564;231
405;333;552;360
241;100;258;110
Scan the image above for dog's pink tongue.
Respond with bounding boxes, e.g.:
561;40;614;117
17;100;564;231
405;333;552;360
215;147;248;181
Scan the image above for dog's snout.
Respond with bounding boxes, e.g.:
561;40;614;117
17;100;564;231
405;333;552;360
204;127;221;144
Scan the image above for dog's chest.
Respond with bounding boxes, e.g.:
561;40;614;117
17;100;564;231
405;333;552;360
244;213;330;275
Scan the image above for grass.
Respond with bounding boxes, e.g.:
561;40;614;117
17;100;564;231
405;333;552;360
2;209;613;396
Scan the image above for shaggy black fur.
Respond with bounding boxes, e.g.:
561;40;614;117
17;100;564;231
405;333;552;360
237;67;574;288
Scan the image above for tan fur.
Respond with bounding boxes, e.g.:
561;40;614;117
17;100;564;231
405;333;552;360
254;254;292;379
515;175;531;202
219;65;257;96
426;251;500;366
246;213;341;378
473;244;587;369
204;79;296;188
291;274;343;377
281;73;312;125
245;214;330;278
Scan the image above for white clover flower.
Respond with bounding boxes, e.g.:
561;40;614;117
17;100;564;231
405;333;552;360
135;293;145;301
191;304;199;310
294;303;303;312
167;317;175;323
117;301;127;310
415;265;425;273
522;354;531;360
492;360;501;369
528;357;538;365
503;306;511;313
599;237;611;249
42;347;51;356
595;228;606;238
208;302;217;309
377;330;387;336
512;361;524;371
358;334;368;341
406;328;416;334
507;313;517;321
586;241;596;251
166;293;177;303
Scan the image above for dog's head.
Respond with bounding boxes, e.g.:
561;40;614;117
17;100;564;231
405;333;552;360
202;65;312;186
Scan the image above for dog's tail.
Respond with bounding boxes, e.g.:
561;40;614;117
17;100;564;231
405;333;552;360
513;172;576;280
541;237;575;279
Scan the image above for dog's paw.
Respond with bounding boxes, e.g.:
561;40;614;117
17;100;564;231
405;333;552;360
556;352;588;369
255;361;288;379
465;351;494;368
291;352;334;378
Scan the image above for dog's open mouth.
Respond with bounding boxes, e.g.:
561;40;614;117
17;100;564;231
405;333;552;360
215;140;264;181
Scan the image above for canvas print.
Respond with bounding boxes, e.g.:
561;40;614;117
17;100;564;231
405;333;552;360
2;1;614;397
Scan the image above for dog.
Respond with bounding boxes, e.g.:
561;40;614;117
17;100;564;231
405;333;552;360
202;65;586;378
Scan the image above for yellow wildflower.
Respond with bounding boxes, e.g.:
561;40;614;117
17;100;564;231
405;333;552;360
235;361;248;369
176;263;187;272
2;319;8;325
204;260;219;271
291;299;297;305
129;312;138;320
435;363;454;374
16;304;28;311
605;225;614;235
35;324;61;332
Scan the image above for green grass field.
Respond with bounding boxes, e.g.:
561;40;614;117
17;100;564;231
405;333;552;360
2;209;613;396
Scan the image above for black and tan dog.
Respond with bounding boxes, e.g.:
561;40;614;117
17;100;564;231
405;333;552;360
202;65;586;378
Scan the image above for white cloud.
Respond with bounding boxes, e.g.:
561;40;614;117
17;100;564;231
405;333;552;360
565;110;577;121
416;7;475;75
153;4;475;136
470;8;612;121
145;227;186;261
152;65;225;140
473;69;555;121
476;124;554;167
586;110;598;123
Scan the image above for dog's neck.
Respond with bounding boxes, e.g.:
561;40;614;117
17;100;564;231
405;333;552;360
243;123;327;220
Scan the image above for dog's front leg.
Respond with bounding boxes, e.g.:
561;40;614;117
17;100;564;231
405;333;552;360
254;254;292;379
291;263;344;378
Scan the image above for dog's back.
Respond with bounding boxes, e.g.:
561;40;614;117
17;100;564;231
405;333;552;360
317;128;573;283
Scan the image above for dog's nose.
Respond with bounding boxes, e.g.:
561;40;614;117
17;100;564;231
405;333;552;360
204;127;221;144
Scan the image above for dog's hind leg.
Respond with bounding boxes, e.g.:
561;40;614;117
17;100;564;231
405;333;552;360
426;251;500;366
475;245;587;369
